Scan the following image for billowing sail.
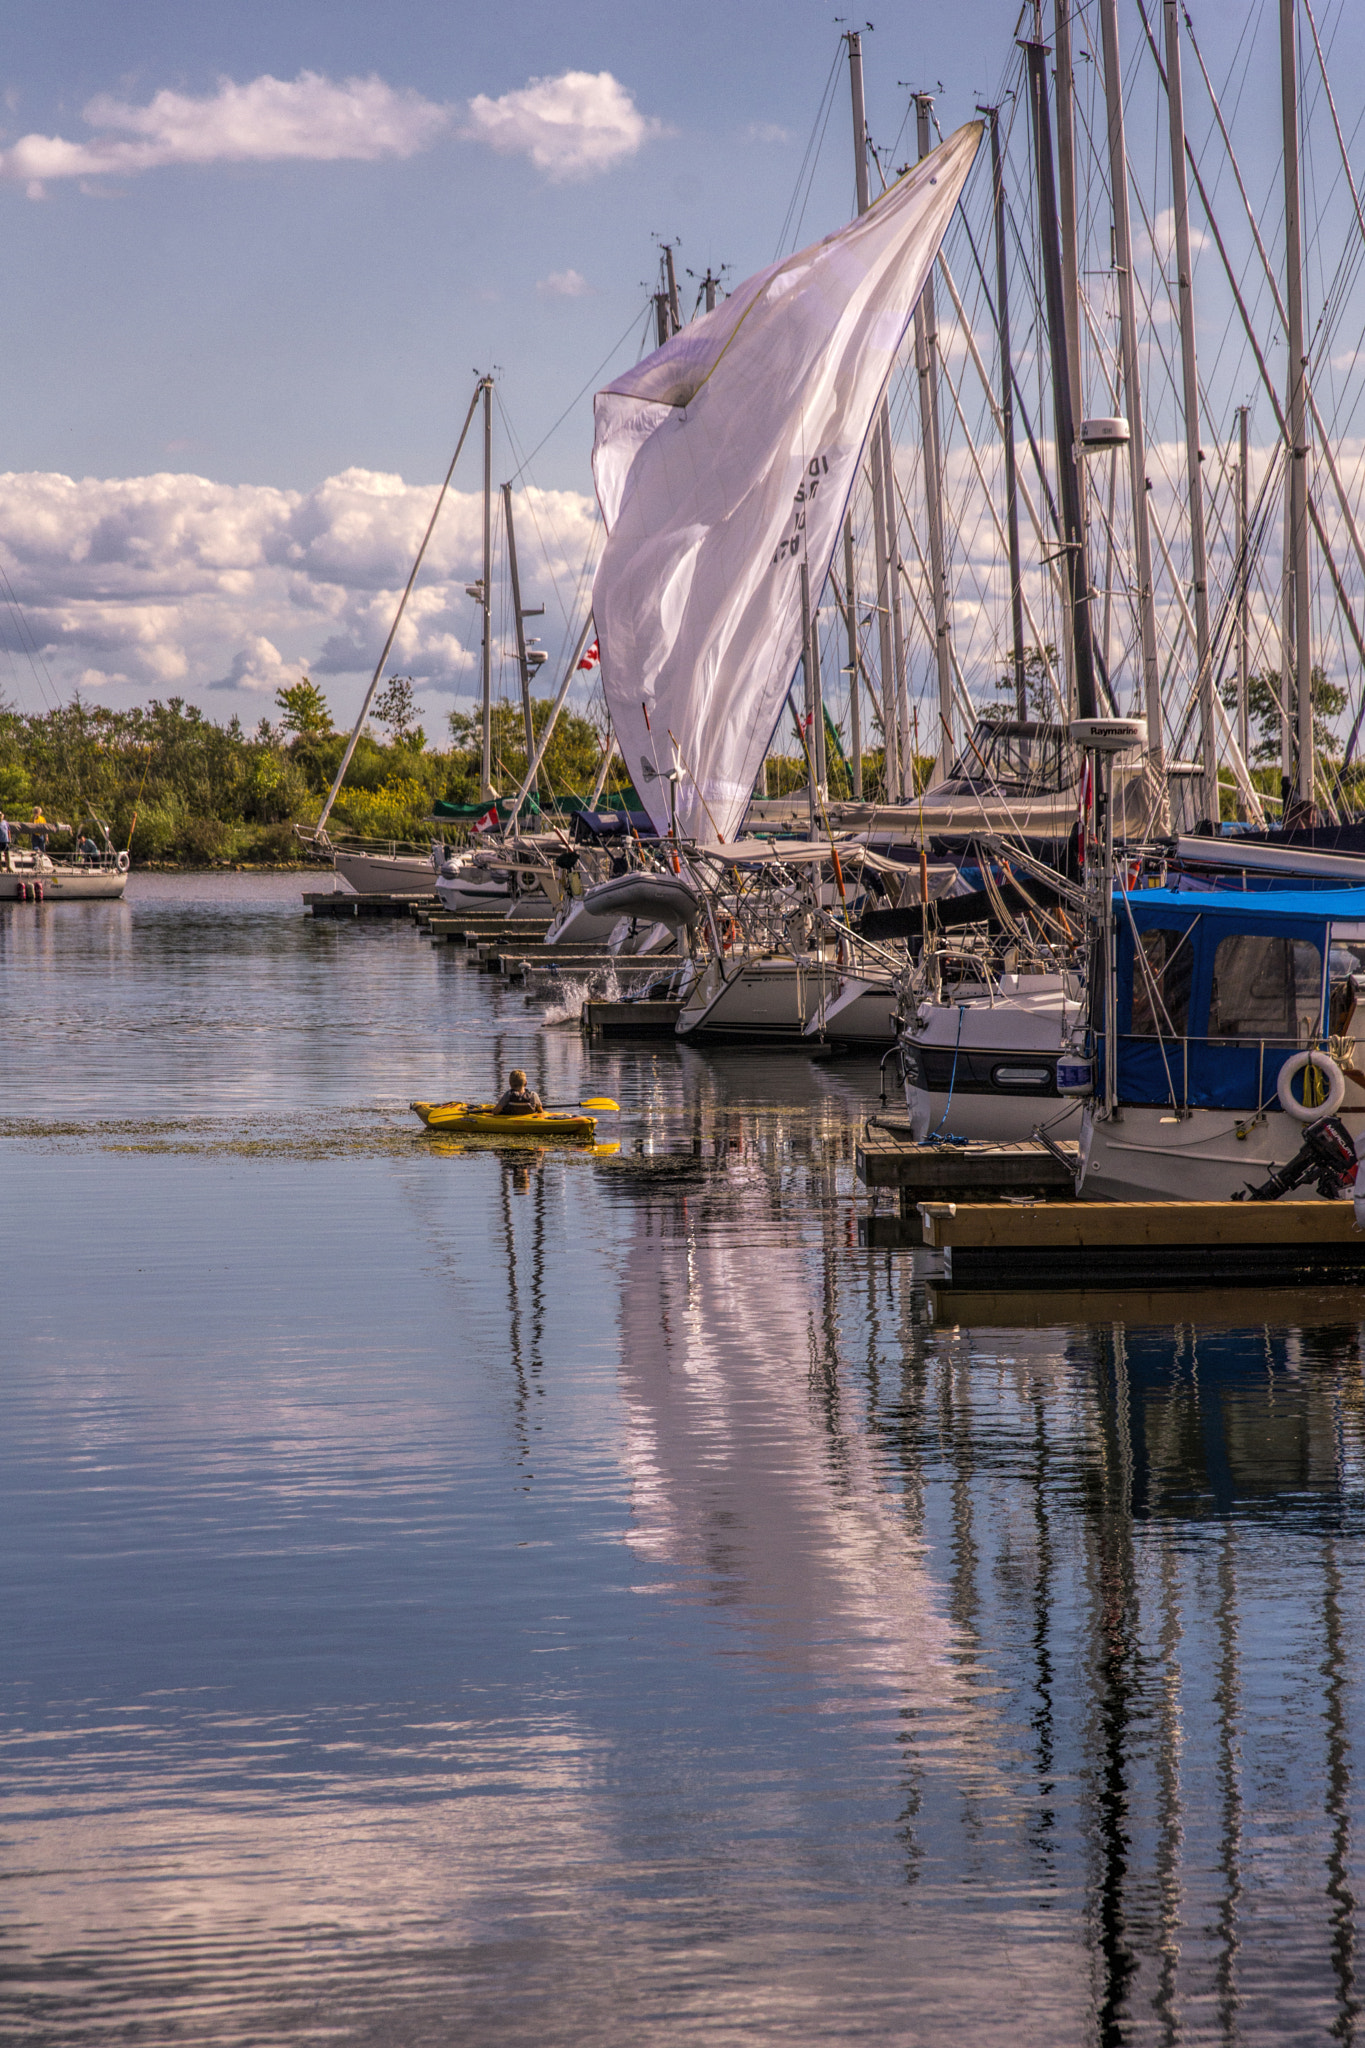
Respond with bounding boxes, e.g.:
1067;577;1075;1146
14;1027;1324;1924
591;120;981;844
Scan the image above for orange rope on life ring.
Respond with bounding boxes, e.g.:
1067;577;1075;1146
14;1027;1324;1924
721;916;739;953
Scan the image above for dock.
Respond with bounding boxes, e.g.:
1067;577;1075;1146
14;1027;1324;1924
584;998;683;1037
305;891;437;919
856;1122;1078;1200
918;1199;1365;1287
425;914;553;942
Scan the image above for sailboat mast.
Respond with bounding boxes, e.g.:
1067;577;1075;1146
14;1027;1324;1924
1238;405;1251;768
1281;0;1314;810
1053;0;1087;653
480;376;494;798
1023;35;1098;723
983;103;1027;717
663;245;682;334
914;93;955;778
846;29;900;801
1163;1;1217;825
844;518;863;797
502;482;542;807
1098;0;1163;766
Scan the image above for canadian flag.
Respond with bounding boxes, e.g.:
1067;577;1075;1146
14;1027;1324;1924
577;638;600;672
473;806;500;835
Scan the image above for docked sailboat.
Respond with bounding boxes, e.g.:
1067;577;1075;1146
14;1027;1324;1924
0;843;128;902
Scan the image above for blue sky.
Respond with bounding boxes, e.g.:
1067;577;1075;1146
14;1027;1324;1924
2;0;1364;736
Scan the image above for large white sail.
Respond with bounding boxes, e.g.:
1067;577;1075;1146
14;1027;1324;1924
591;120;981;844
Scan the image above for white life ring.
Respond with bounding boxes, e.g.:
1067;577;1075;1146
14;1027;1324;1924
1277;1048;1346;1122
116;850;131;872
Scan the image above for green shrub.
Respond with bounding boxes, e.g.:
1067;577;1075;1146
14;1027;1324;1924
331;777;433;841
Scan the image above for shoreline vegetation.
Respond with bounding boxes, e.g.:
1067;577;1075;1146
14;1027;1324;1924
0;662;1340;868
0;676;930;868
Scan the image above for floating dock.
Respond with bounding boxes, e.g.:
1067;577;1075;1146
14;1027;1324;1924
919;1199;1365;1287
424;914;553;941
305;891;437;919
856;1122;1078;1201
584;999;683;1038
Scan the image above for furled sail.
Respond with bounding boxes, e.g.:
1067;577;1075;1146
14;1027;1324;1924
591;120;981;844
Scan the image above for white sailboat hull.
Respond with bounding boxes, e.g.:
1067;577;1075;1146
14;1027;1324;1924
331;848;439;895
675;955;842;1043
1079;1101;1365;1203
0;853;127;901
900;975;1083;1143
803;973;899;1046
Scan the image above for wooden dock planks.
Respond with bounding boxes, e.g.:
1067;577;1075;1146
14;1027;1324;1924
919;1199;1365;1287
856;1124;1078;1199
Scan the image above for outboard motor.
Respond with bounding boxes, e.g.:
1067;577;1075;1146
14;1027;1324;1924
1236;1114;1359;1202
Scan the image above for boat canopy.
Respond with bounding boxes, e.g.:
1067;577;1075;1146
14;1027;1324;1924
1111;887;1365;1111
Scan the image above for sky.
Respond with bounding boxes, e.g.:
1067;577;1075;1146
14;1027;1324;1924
2;0;1364;742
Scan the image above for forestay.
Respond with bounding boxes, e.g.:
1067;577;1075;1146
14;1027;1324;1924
591;121;982;845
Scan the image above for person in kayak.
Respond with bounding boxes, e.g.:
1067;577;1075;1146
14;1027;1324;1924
494;1070;543;1116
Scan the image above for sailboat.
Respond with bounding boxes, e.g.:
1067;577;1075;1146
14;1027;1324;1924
301;374;588;901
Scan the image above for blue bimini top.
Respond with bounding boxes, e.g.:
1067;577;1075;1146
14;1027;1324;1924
1108;886;1365;1111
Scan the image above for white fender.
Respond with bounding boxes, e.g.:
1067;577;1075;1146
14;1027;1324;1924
1277;1048;1346;1122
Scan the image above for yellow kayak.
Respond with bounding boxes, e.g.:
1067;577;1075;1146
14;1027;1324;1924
410;1100;598;1140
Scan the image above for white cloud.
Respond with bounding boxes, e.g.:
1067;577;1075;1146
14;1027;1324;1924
208;634;292;694
536;267;591;298
745;121;793;145
0;72;450;193
1140;205;1210;263
461;70;661;180
0;467;601;710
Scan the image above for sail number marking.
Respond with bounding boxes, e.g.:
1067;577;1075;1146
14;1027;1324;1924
771;456;831;566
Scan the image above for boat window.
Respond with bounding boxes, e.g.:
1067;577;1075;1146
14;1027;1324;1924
1130;927;1195;1036
945;720;1079;797
1328;925;1365;1035
1208;934;1323;1041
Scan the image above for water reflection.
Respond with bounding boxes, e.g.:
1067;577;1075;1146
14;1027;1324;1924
1;879;1364;2040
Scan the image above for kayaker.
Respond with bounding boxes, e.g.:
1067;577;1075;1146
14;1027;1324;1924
494;1069;543;1116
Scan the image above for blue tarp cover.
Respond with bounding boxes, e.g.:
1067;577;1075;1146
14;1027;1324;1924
1106;886;1360;1110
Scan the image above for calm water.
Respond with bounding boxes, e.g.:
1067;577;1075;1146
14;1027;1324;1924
2;874;1365;2044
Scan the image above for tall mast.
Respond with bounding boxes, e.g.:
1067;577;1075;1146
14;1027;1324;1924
480;375;494;798
662;244;682;335
846;29;900;800
800;559;818;834
1238;406;1251;770
1054;0;1086;568
844;517;863;796
914;92;955;777
1163;1;1217;824
982;102;1027;717
502;481;544;810
1281;0;1314;809
1098;0;1162;764
1023;35;1098;721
